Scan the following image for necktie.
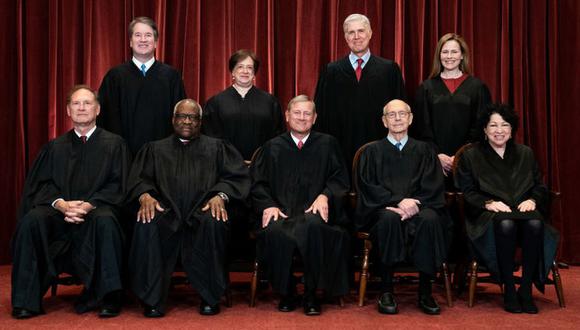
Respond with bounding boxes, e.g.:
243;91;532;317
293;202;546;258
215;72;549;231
355;58;363;81
297;140;304;150
81;135;87;143
395;142;402;151
140;63;147;76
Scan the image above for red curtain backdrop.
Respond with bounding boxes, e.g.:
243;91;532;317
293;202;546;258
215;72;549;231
0;0;578;264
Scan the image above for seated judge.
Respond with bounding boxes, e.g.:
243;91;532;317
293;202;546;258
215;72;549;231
251;95;350;316
454;104;559;314
355;99;449;315
11;85;130;319
127;99;250;317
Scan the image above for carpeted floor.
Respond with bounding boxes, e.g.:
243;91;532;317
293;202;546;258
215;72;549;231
0;265;578;329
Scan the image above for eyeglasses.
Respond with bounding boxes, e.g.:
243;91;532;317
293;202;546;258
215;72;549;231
384;111;411;119
174;113;201;122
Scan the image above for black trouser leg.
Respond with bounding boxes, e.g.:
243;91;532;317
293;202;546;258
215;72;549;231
519;219;543;296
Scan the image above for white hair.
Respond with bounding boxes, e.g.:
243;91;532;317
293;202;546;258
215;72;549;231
343;13;372;33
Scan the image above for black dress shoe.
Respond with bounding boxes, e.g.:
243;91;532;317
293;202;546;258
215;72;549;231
503;292;522;314
518;290;538;314
199;300;220;316
98;291;121;318
278;295;296;312
12;307;39;319
303;296;321;316
143;305;164;318
418;294;441;315
378;292;398;314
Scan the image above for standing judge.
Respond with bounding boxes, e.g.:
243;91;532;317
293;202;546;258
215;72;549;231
202;50;284;263
98;16;186;155
11;85;129;319
251;95;350;316
203;49;284;161
314;13;405;166
128;99;250;317
413;33;491;180
355;100;449;315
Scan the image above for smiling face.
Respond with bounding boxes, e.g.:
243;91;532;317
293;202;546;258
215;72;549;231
130;22;157;60
382;100;413;135
344;20;372;57
286;101;317;136
484;113;512;149
67;88;100;127
232;56;255;88
440;39;463;72
172;102;201;140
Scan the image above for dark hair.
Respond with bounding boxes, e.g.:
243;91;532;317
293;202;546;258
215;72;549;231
478;103;519;141
228;49;260;74
429;33;472;79
128;16;159;40
66;84;99;105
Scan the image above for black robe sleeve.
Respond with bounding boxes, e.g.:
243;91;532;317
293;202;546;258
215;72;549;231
250;146;279;213
97;70;123;136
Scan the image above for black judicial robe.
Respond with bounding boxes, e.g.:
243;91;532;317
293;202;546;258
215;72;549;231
202;86;285;160
413;76;491;156
251;131;351;296
12;128;129;313
314;55;405;166
98;60;186;155
454;142;559;285
355;138;450;274
127;135;250;309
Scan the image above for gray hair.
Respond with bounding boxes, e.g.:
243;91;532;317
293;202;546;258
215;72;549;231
174;99;203;117
383;99;411;115
343;13;372;33
286;94;316;113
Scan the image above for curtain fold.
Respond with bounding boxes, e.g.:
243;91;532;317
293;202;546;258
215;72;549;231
0;0;578;264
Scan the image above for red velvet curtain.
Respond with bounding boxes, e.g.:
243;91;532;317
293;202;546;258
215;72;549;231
1;0;578;264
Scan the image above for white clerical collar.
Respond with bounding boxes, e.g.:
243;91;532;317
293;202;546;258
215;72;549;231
349;50;371;69
74;125;97;140
387;134;408;149
132;56;155;72
290;132;310;146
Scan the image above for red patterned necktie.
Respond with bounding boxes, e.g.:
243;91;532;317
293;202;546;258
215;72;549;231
355;58;363;81
297;140;303;150
81;135;87;143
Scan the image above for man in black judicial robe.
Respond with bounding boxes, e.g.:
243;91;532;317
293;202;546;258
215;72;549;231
251;95;350;316
314;13;405;166
98;16;186;156
11;85;129;319
355;100;449;315
128;99;250;317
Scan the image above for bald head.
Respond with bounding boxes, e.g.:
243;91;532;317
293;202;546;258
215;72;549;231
382;99;413;137
383;99;411;115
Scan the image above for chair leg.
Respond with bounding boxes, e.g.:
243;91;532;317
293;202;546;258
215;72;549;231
358;239;372;307
468;260;478;307
249;259;259;307
338;296;345;307
442;262;453;307
552;261;566;308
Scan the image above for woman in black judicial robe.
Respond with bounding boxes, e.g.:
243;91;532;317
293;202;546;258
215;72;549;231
202;49;284;262
413;33;491;183
202;49;284;161
454;104;559;314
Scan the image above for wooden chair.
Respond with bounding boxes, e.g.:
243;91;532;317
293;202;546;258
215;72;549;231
351;142;453;307
452;144;565;308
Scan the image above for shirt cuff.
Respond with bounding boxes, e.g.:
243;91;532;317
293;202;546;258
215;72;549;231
52;198;64;209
